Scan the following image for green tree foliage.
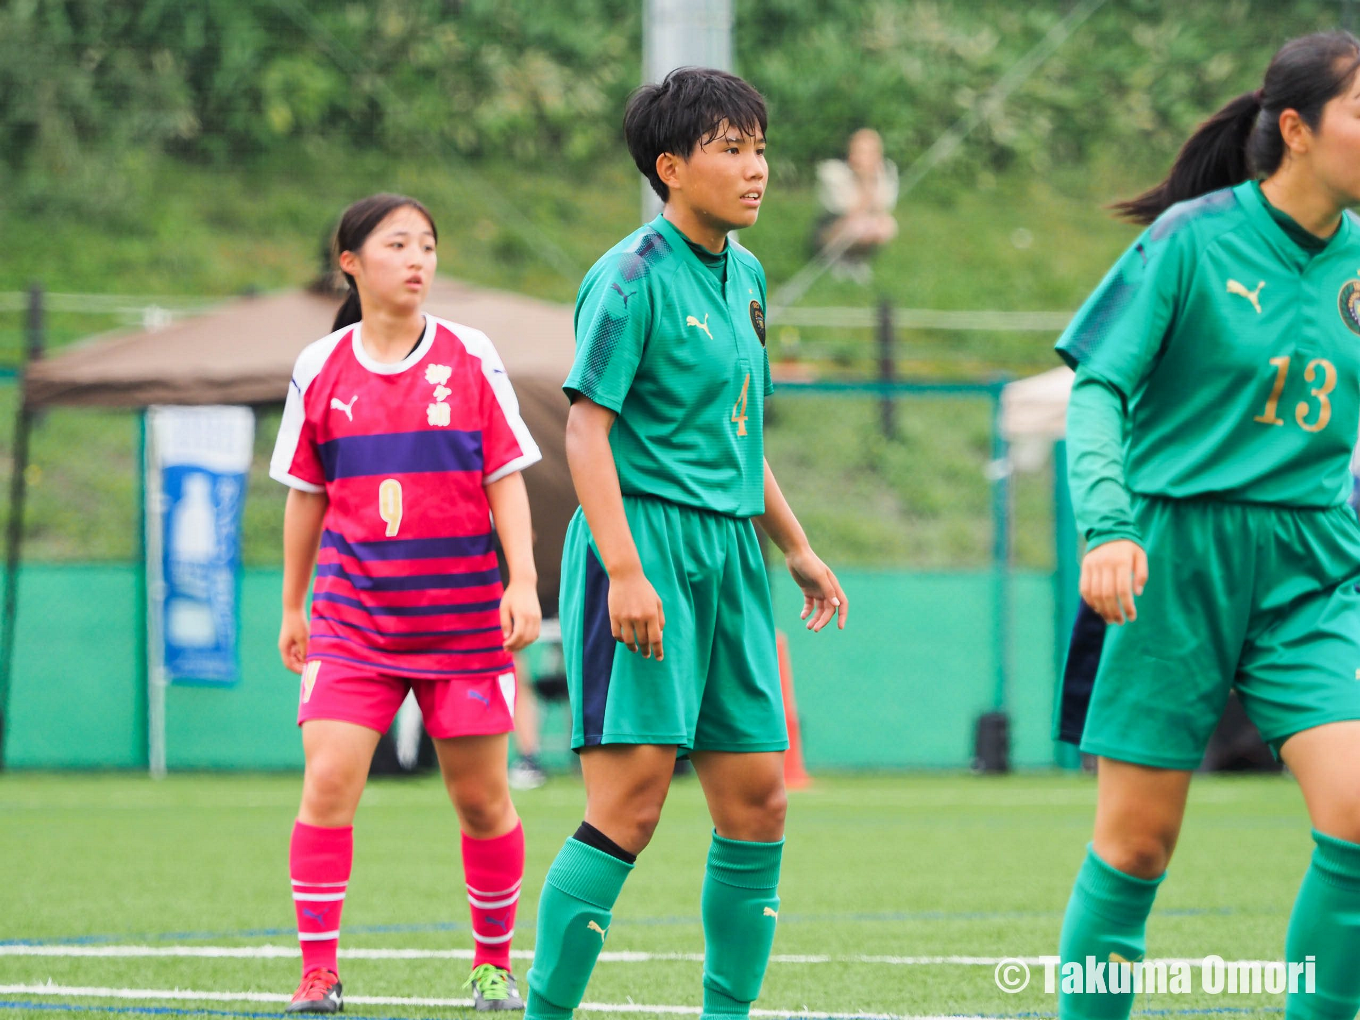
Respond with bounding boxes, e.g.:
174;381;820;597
3;0;1349;191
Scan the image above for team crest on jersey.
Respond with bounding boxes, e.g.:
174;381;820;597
1340;277;1360;337
749;300;766;346
425;363;453;427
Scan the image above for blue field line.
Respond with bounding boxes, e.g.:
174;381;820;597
0;1001;1287;1020
0;907;1244;949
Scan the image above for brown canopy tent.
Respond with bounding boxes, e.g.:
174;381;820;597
0;278;579;764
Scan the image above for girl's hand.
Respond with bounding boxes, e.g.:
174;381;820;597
608;566;665;660
501;579;542;652
1080;539;1149;625
785;546;847;632
279;608;310;674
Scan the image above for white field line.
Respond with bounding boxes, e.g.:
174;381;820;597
0;982;944;1019
0;945;1283;967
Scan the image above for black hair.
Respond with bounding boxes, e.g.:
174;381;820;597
331;193;438;331
1115;30;1360;224
623;66;768;202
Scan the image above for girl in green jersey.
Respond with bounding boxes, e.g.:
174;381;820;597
1056;31;1360;1020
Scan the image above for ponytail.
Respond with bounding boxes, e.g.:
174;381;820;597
1112;91;1260;225
332;287;362;332
1114;31;1360;226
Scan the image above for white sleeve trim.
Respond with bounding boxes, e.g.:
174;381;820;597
268;329;349;490
484;450;543;485
268;467;325;493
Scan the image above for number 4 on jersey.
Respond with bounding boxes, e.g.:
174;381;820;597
731;372;751;436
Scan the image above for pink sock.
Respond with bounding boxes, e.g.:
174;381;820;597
290;820;353;977
463;821;525;970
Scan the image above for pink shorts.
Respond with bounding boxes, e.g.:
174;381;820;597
297;658;516;739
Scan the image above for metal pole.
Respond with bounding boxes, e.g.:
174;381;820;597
877;300;896;439
989;382;1012;715
641;0;734;223
135;410;162;776
0;284;42;770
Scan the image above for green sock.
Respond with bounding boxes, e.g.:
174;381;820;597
525;837;633;1020
1058;844;1163;1020
700;832;784;1019
1285;830;1360;1020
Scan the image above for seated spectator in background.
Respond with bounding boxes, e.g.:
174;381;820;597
814;128;899;283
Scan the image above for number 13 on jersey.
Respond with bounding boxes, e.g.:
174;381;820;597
1253;355;1337;433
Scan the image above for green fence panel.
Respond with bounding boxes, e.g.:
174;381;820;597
5;565;1061;771
163;569;302;770
5;566;142;768
772;570;1058;769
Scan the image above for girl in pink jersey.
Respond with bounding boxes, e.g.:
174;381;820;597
269;194;542;1012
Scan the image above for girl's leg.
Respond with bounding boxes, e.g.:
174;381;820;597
1060;758;1191;1020
690;750;787;1020
525;744;677;1020
293;720;382;980
1280;720;1360;1020
435;733;523;972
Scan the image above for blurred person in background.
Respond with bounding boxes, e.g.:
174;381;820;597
271;193;542;1012
1053;32;1360;1020
508;651;547;789
523;66;847;1020
813;127;899;283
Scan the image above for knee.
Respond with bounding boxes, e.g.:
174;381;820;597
626;802;665;852
716;782;787;843
301;760;362;826
1313;814;1360;846
752;784;788;833
1098;833;1174;880
451;784;514;838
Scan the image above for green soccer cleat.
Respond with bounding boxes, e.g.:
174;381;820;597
464;963;525;1011
286;968;343;1013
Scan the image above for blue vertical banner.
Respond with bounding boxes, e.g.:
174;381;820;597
147;406;255;686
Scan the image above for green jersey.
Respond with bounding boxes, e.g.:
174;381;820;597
565;215;773;518
1058;181;1360;508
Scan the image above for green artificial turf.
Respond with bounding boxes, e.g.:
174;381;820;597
0;771;1311;1019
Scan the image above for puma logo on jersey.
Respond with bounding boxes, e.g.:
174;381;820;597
763;907;778;919
1227;279;1265;314
610;282;636;307
330;395;358;421
586;920;608;941
686;313;714;340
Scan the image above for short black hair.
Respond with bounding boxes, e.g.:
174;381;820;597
623;67;768;202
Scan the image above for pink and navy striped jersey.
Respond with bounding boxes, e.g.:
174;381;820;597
270;315;541;681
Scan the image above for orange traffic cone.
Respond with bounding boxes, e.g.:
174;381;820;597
776;630;812;790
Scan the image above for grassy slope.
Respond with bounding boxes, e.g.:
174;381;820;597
0;151;1142;567
0;771;1307;1020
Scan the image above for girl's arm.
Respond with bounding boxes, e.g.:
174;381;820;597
565;397;665;660
756;459;847;632
486;471;541;651
279;488;328;674
1067;366;1148;625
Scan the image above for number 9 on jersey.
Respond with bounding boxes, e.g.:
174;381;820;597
378;478;403;537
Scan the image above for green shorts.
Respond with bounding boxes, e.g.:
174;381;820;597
1057;497;1360;770
559;496;787;753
